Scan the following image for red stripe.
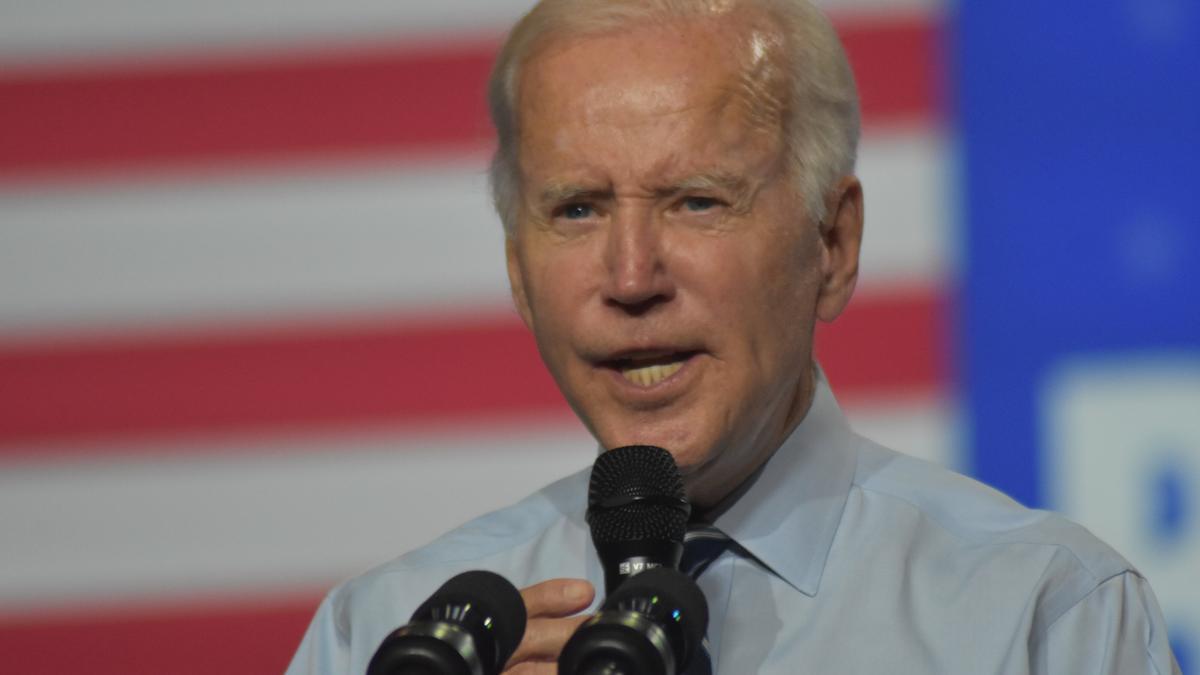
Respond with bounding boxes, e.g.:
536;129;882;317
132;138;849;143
0;290;945;452
0;311;567;450
0;16;940;178
0;595;319;675
816;286;949;400
0;40;497;179
841;14;943;127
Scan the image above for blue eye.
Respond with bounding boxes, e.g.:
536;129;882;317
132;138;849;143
683;197;718;212
562;203;594;219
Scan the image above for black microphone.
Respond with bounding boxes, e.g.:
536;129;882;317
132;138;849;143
587;445;692;595
367;570;526;675
558;566;709;675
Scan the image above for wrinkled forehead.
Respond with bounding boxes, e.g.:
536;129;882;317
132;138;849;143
516;12;787;140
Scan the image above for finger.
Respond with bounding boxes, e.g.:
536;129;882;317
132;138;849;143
506;614;591;666
520;578;594;618
503;660;558;675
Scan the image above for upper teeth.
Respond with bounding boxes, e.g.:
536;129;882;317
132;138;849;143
621;361;684;387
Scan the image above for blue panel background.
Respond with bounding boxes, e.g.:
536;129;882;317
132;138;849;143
956;2;1199;668
956;0;1200;504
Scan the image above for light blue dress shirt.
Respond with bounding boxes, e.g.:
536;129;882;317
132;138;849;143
287;374;1180;674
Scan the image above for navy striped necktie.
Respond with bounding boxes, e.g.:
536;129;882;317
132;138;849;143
678;524;732;675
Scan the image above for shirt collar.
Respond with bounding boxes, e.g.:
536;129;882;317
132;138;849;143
709;365;857;596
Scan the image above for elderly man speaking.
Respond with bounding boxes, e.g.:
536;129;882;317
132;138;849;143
288;1;1179;673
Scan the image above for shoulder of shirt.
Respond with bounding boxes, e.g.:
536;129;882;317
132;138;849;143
323;468;590;644
396;466;590;568
850;434;1141;620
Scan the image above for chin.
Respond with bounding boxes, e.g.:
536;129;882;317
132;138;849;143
621;437;713;475
596;425;696;457
670;446;721;479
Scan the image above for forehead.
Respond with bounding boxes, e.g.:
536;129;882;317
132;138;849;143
515;20;786;189
520;21;735;118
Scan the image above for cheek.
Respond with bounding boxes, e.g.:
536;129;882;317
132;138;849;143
523;248;595;350
718;229;821;367
701;233;815;315
756;219;823;306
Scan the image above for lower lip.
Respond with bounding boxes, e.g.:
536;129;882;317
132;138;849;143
602;353;701;401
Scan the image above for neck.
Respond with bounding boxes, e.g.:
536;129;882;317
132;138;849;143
686;361;818;514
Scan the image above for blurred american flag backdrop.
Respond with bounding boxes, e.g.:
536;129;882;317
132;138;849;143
8;0;1194;673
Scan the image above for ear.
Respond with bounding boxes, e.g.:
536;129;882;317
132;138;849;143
815;176;864;323
505;235;535;329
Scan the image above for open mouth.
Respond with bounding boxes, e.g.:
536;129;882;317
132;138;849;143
605;351;699;388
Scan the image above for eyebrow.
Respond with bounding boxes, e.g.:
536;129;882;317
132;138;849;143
536;171;758;212
665;172;756;213
538;183;611;208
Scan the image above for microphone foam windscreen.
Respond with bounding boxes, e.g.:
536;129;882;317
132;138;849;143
587;445;689;544
608;566;709;658
415;570;527;662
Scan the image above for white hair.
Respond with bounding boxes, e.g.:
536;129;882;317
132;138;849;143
487;0;860;234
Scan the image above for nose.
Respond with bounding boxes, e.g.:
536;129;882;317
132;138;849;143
602;206;675;314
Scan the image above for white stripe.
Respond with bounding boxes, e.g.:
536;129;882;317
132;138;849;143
0;399;954;614
843;393;961;470
0;422;596;614
855;126;952;291
0;0;941;65
0;158;512;336
0;128;947;338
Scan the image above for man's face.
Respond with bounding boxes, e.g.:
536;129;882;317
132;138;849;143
506;20;856;506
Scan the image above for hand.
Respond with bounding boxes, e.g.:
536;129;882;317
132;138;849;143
503;578;595;674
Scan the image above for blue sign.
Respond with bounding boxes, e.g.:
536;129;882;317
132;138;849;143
956;1;1200;669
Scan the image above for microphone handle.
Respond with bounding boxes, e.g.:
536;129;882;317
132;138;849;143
596;539;683;594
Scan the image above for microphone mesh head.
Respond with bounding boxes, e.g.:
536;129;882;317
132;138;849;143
587;445;690;544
